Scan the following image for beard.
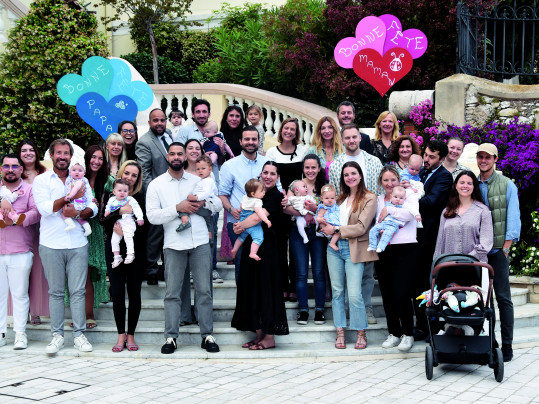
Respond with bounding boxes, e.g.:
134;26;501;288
2;173;19;183
168;159;186;172
150;126;166;136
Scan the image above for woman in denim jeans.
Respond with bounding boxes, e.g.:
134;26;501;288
320;162;378;349
284;154;327;326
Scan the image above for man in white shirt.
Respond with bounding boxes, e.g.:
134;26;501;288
146;142;223;354
33;139;97;354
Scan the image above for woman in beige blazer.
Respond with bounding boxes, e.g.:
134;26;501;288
320;161;378;350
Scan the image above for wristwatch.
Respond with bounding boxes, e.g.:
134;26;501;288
227;207;232;213
502;248;510;255
334;226;340;234
75;212;81;220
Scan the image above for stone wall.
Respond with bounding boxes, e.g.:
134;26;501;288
435;74;539;128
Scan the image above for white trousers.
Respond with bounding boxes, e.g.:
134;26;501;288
0;252;33;333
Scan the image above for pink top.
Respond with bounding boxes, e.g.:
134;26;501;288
376;194;417;245
0;180;40;254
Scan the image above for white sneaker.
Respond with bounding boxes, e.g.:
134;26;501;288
74;334;93;352
366;306;377;324
13;332;27;350
376;248;382;253
382;334;401;348
366;246;376;252
46;333;64;354
0;333;6;347
397;335;414;351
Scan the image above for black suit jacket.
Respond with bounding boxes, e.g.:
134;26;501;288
417;165;454;246
360;132;374;155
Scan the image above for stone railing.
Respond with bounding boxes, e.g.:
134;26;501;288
149;83;337;146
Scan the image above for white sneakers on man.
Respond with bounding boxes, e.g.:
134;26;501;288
46;333;64;354
13;332;27;350
74;334;93;352
381;334;401;348
398;335;414;351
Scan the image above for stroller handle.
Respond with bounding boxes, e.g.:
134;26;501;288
432;261;495;278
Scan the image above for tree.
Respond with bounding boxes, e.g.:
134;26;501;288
98;0;194;84
0;0;109;153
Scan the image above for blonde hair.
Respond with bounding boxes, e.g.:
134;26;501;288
311;116;343;155
204;121;219;133
374;111;399;141
247;105;263;116
116;160;142;195
105;132;127;168
320;184;336;196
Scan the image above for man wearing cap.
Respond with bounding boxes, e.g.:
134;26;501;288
477;143;520;362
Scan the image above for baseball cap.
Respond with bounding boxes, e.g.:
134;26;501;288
476;143;498;156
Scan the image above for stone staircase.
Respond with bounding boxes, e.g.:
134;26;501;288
6;218;539;359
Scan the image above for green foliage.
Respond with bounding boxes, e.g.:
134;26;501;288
216;2;266;30
121;53;189;84
179;30;218;78
0;0;108;153
192;59;224;83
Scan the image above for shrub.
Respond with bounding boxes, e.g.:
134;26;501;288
0;0;108;153
511;211;539;276
179;30;218;78
121;52;189;84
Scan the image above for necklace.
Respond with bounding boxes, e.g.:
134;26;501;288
398;160;408;168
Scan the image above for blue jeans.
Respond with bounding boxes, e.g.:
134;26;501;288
227;221;242;284
326;239;367;330
290;226;326;312
362;261;375;310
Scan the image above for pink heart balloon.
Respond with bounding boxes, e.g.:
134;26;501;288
379;14;428;59
334;16;386;69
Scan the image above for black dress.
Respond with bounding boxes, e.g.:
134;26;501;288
231;186;289;335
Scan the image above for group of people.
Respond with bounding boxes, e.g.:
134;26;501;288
0;100;520;362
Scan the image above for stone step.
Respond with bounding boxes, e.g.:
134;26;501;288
6;323;539;361
66;297;386;323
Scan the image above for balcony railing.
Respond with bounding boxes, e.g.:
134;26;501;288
149;83;337;145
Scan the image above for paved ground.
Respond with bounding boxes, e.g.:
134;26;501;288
1;345;539;403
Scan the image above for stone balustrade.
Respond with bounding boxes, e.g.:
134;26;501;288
149;83;337;146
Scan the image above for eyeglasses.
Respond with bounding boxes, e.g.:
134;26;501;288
121;129;136;134
2;164;20;170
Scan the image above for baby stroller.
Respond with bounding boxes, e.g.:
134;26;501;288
423;253;503;382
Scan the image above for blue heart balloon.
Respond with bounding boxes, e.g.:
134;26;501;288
76;92;138;140
109;59;154;111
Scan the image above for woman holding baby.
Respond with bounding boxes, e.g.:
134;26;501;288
285;154;327;326
374;165;420;352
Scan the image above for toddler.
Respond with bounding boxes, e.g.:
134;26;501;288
316;184;341;251
64;160;92;236
177;156;217;243
367;185;406;253
201;121;235;164
231;179;271;261
104;179;144;268
287;179;316;244
400;154;424;227
246;105;264;154
0;185;26;228
169;109;186;140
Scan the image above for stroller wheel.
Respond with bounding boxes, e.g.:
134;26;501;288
494;348;504;382
425;346;434;380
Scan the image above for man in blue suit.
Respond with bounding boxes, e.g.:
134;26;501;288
412;140;453;340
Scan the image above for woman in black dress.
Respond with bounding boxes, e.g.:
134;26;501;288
231;161;289;350
220;105;246;158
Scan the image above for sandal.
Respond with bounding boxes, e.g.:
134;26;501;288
249;342;275;350
112;334;127;352
124;254;135;265
127;342;139;351
355;330;367;350
30;315;41;325
335;327;346;349
86;319;97;329
242;338;262;349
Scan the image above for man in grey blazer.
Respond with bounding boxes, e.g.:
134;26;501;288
136;108;174;285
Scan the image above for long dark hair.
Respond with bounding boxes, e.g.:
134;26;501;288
220;105;245;144
302;154;325;196
444;170;484;218
17;138;46;179
84;145;109;203
338;161;371;213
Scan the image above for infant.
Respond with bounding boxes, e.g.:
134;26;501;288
287;179;316;244
64;160;92;236
201;121;235;164
177;155;218;243
104;179;144;268
316;184;341;251
400;154;424;227
367;186;406;253
231;179;271;261
169;109;186;140
0;185;26;228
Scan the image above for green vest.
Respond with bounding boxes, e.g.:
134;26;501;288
486;171;510;249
